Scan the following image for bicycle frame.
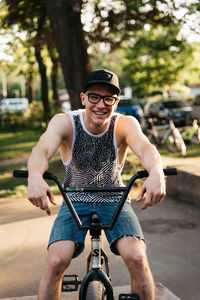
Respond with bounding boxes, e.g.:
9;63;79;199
42;172;145;299
148;118;172;145
181;119;200;143
79;234;114;299
13;168;177;299
147;118;186;156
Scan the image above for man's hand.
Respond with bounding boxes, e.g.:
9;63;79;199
27;176;56;215
136;171;166;210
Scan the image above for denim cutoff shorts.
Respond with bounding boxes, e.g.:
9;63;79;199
48;201;144;258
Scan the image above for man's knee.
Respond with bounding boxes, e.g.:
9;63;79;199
124;250;147;270
48;254;67;273
116;237;148;270
47;241;75;275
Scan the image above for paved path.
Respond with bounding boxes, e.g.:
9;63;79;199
0;283;180;299
1;194;199;300
162;155;200;176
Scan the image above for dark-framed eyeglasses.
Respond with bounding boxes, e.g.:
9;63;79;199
85;93;117;106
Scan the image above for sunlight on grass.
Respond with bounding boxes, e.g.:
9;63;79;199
159;143;200;158
0;155;64;198
0;129;42;161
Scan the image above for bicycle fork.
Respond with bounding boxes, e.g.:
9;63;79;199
79;228;114;299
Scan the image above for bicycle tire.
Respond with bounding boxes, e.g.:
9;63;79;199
85;280;105;300
166;132;186;156
165;133;179;153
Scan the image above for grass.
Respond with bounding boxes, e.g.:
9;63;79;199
0;128;43;161
0;127;199;199
159;143;200;158
0;157;65;198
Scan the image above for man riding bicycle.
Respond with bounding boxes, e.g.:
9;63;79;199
27;69;166;300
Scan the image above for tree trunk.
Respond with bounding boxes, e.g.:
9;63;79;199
45;0;90;110
48;47;60;108
27;62;35;103
34;46;50;118
51;60;60;108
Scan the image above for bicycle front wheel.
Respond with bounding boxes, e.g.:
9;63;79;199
86;280;105;300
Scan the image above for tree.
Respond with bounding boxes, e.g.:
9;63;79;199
46;0;179;108
1;0;58;117
0;32;37;102
46;0;200;105
45;0;90;110
123;25;194;96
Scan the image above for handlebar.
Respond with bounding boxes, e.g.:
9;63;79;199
13;168;177;230
13;168;177;181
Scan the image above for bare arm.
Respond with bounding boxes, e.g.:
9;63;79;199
120;116;166;210
27;113;71;215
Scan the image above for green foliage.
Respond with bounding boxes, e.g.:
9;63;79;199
1;111;25;127
83;0;183;50
123;25;194;96
179;43;200;86
1;100;45;128
25;100;44;122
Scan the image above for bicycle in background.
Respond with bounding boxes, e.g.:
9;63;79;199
181;119;200;145
144;118;186;156
13;168;177;300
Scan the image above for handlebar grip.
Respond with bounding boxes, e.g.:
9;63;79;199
137;168;177;179
13;170;54;180
163;168;177;176
13;170;28;178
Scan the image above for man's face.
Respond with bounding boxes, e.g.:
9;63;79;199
80;84;119;128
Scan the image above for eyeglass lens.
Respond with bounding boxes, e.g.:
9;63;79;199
86;93;116;106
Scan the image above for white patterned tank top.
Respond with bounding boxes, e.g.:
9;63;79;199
63;110;130;203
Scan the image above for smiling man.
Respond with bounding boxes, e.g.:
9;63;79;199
27;69;165;300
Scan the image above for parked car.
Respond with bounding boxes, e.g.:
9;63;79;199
193;94;200;106
116;97;144;123
143;99;192;126
191;95;200;121
0;98;29;112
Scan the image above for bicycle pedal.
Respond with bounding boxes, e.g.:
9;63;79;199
119;293;140;300
62;274;81;292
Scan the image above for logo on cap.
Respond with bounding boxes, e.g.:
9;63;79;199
97;71;113;82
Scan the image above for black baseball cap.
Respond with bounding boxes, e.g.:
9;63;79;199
83;69;121;95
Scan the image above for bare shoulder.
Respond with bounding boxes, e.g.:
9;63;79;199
49;112;71;126
116;114;142;135
116;114;150;153
46;112;72;137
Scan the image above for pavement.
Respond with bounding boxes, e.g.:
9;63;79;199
0;156;200;300
0;283;180;300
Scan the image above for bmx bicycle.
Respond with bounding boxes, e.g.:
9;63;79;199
13;168;177;300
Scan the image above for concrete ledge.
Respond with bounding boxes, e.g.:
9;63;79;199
166;168;200;205
0;283;181;300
